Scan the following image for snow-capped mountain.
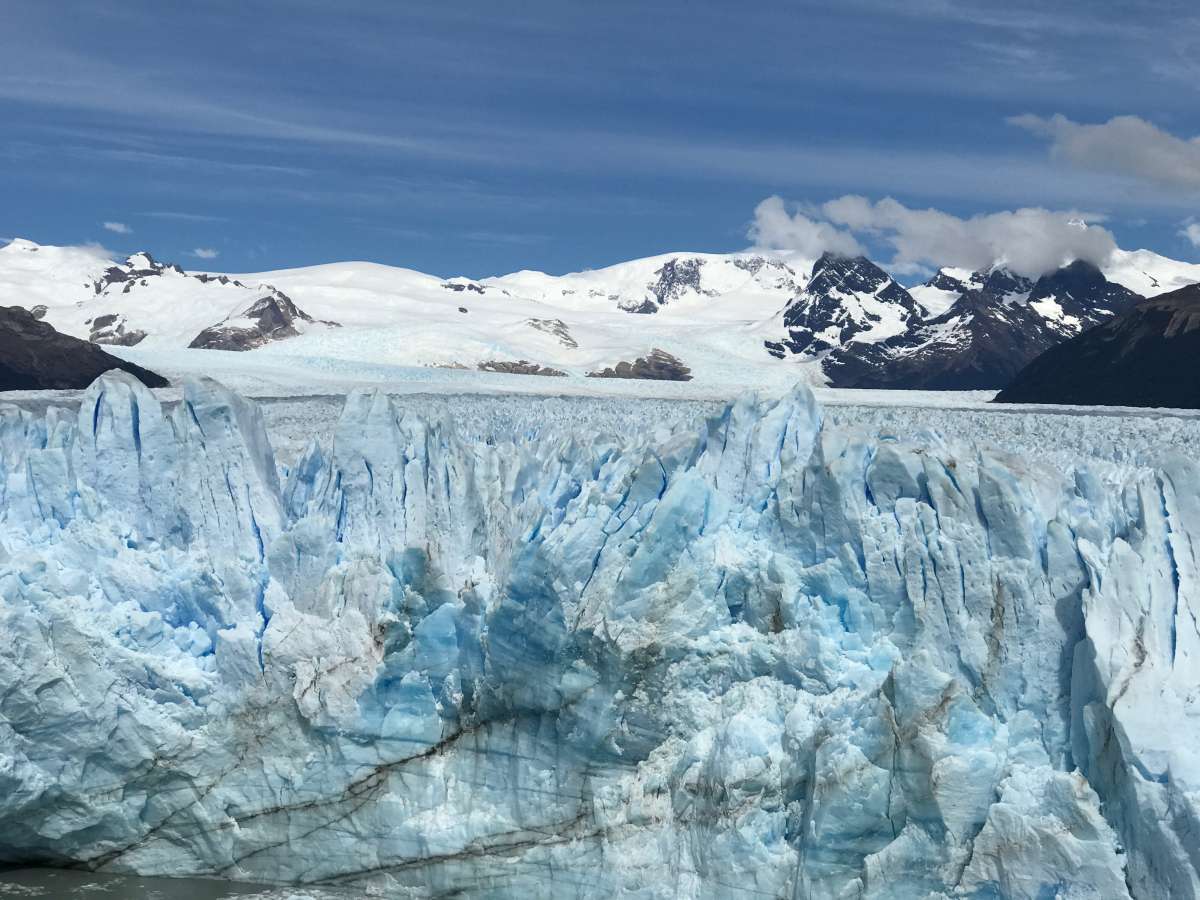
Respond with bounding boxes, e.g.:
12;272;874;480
822;261;1143;390
1;236;1197;393
763;252;920;358
487;251;804;315
997;281;1200;408
1104;247;1200;297
0;241;336;354
0;240;810;390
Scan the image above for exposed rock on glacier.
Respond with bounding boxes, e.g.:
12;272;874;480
587;348;693;381
188;287;337;351
0;373;1197;898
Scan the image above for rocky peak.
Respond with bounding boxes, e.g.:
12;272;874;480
924;268;971;293
188;287;336;351
766;254;919;358
619;257;712;314
92;251;186;295
1026;260;1141;330
807;252;897;297
974;266;1033;300
1029;260;1112;305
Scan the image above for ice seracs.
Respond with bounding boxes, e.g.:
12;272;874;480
0;372;1197;897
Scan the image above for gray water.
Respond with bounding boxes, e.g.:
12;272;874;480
0;869;361;899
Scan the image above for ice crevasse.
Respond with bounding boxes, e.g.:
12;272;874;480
0;371;1197;898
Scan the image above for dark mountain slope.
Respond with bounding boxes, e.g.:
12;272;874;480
824;262;1142;390
0;306;168;391
995;283;1200;409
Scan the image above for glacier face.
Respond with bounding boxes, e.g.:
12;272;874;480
0;374;1197;898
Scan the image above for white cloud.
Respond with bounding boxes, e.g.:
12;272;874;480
1012;114;1200;191
750;195;1118;278
747;196;863;259
190;247;219;259
1182;223;1200;249
75;241;116;259
102;221;131;234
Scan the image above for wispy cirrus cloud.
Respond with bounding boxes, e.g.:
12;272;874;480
102;220;131;234
190;247;219;260
142;211;229;223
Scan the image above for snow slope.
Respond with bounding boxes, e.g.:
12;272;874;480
0;373;1197;897
3;237;1198;396
0;238;112;313
0;240;816;392
1105;247;1200;297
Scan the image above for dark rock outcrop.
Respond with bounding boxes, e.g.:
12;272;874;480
91;252;186;295
88;313;147;347
587;349;692;381
625;258;712;314
526;318;577;348
189;289;336;351
0;306;167;390
194;273;246;287
995;283;1200;408
477;360;567;377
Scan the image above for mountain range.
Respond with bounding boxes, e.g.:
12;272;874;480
1;236;1198;393
996;282;1200;409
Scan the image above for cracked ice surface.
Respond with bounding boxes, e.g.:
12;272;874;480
0;372;1197;898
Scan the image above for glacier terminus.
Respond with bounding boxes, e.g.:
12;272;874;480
0;372;1197;898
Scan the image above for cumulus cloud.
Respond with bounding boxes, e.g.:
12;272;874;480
190;247;219;260
102;221;132;234
748;196;863;258
1011;114;1200;191
1182;223;1200;249
749;195;1117;278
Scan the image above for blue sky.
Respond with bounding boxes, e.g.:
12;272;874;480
2;0;1198;277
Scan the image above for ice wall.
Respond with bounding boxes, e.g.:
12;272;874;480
0;372;1196;898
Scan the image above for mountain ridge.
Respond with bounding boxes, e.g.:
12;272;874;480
1;236;1197;390
996;283;1200;409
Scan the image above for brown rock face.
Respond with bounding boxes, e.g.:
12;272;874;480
477;360;567;377
587;349;692;381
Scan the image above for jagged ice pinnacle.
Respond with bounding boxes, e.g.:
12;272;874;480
0;372;1196;898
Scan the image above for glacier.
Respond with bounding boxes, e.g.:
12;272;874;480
0;372;1197;898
